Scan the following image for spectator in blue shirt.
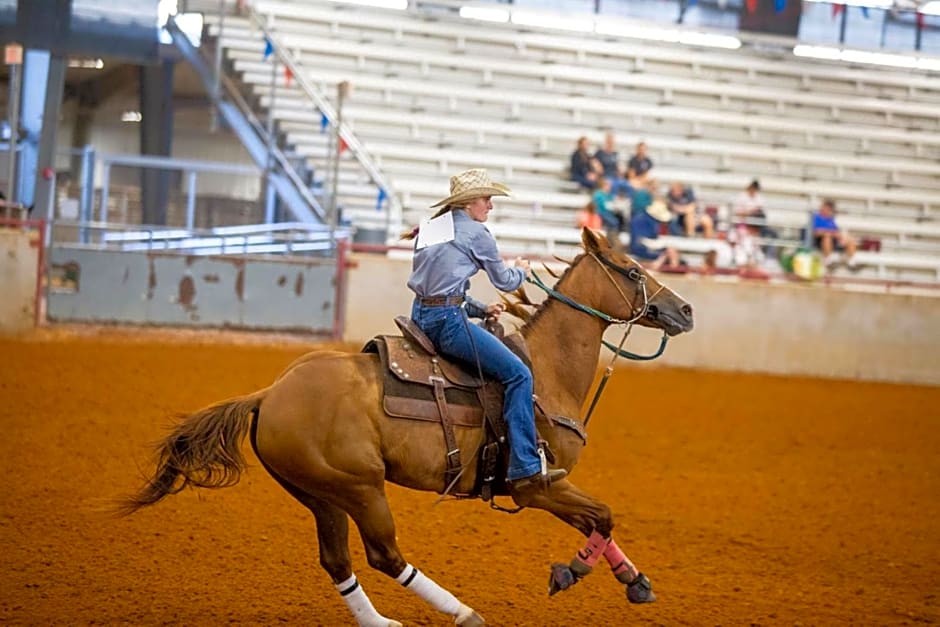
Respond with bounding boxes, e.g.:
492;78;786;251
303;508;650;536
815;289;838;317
812;199;857;269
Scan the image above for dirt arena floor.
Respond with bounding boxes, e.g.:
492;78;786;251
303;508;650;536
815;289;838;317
1;328;938;626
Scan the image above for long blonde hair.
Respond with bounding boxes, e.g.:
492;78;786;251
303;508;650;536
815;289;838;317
400;204;460;240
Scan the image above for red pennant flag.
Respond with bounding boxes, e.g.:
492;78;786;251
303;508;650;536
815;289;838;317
832;3;844;18
916;12;925;29
338;138;349;154
745;0;758;14
284;66;293;86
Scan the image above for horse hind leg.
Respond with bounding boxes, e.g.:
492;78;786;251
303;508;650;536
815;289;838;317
250;424;402;626
299;492;405;627
343;485;485;627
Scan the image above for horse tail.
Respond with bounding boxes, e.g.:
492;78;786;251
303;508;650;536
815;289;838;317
116;388;269;516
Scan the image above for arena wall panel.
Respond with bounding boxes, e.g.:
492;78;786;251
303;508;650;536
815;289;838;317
46;248;337;333
345;253;940;385
0;230;38;335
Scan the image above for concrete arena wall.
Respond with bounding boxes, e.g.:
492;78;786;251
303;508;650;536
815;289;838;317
345;254;940;386
0;230;38;335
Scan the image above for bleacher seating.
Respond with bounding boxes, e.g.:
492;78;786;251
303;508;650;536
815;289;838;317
203;0;940;282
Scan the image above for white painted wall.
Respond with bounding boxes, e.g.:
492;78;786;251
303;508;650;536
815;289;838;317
0;230;39;335
344;253;940;386
57;97;262;201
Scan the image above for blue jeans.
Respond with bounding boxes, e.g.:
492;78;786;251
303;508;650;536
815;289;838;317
411;301;541;481
609;178;633;199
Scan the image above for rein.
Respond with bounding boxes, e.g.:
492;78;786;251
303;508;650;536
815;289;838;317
525;253;670;428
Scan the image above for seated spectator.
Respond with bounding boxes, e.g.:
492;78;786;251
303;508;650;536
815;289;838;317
702;248;727;275
592;177;625;232
592;131;632;198
666;181;714;239
659;247;686;272
628;177;657;218
732;179;765;236
570;136;599;190
629;198;681;271
576;201;602;230
812;199;858;269
733;179;778;251
626;141;653;186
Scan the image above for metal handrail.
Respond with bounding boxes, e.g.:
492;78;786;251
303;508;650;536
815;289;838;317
167;15;328;224
52;219;352;255
242;3;404;237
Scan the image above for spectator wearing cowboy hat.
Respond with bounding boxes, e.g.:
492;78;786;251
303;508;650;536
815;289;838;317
629;195;683;271
404;168;567;491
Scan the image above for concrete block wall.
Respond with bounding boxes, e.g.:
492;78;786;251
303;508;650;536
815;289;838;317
344;253;940;386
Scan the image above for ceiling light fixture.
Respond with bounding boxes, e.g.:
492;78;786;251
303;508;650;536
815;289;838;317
459;6;510;23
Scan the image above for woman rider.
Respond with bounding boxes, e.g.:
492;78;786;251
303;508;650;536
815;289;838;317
405;169;567;491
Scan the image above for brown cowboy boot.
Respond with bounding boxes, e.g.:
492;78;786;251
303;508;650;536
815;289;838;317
509;468;567;492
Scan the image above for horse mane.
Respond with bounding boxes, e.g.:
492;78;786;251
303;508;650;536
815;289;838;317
504;253;585;335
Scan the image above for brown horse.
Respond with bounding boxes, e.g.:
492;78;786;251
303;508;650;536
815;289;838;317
121;228;694;626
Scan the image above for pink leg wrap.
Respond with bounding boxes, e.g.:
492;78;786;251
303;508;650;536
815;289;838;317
603;540;639;582
572;530;610;570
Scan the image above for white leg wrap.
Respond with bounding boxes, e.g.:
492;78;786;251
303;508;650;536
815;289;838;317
336;574;398;627
395;564;462;616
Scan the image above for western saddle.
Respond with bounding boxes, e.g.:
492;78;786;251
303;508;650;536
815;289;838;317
362;315;549;501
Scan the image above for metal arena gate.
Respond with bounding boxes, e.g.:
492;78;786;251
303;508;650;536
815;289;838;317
45;221;346;337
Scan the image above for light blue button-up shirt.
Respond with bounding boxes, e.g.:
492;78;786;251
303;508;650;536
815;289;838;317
407;209;526;317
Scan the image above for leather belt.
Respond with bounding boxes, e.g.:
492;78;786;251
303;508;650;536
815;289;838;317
418;295;464;307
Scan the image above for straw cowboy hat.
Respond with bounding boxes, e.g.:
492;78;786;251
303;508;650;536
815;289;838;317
646;199;672;223
431;168;511;207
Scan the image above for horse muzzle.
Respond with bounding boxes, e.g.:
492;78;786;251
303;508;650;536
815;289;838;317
645;302;694;336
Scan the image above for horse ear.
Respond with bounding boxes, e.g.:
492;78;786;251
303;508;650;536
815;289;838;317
581;227;608;253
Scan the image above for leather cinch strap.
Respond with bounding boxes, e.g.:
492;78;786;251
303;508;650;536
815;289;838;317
430;376;462;491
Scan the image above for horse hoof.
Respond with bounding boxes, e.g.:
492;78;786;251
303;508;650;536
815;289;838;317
548;562;579;596
626;572;656;604
455;605;485;626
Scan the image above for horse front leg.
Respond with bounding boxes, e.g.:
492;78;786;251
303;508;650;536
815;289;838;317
518;480;656;604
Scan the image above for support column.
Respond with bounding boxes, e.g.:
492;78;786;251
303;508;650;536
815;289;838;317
32;53;66;221
139;60;175;226
17;49;54;210
69;89;95;182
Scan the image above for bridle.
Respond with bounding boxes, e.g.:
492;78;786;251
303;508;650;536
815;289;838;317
525;251;671;427
526;252;669;360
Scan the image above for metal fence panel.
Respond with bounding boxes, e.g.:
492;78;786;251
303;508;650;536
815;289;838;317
47;247;336;333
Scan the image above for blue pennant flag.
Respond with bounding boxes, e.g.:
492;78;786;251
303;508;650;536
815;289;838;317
774;0;786;13
687;0;697;5
376;188;387;211
262;38;273;59
860;6;869;18
319;111;329;133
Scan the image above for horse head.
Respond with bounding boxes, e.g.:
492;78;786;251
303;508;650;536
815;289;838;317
579;228;694;337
